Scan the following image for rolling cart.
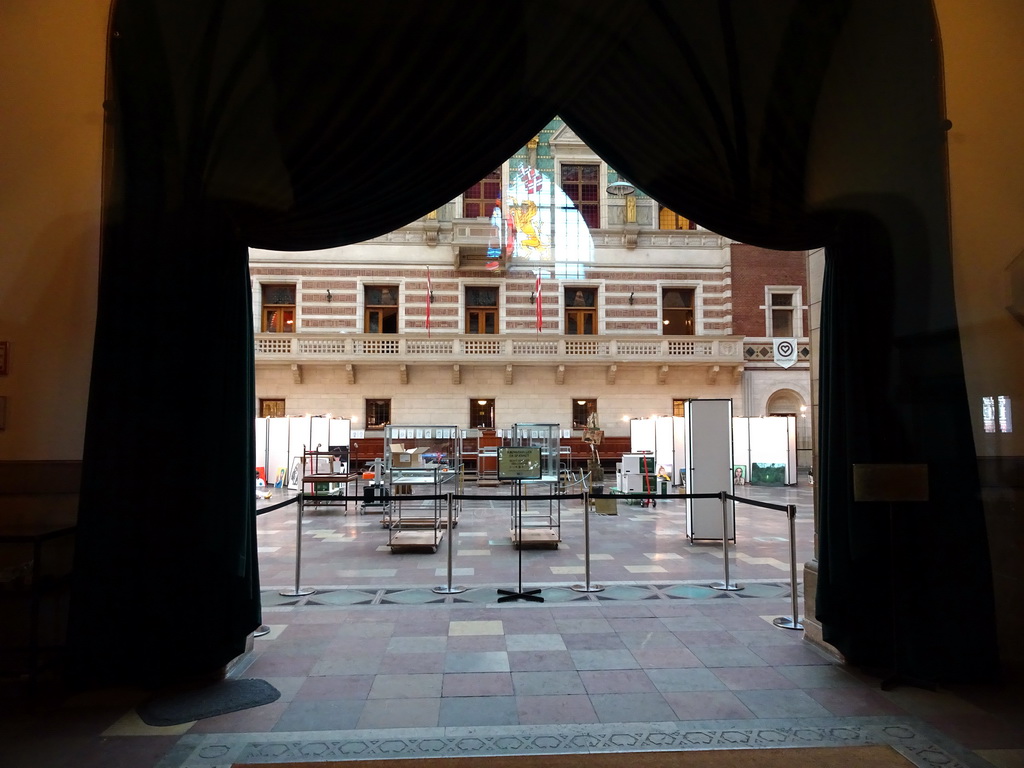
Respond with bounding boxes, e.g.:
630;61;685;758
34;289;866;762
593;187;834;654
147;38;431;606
359;458;391;518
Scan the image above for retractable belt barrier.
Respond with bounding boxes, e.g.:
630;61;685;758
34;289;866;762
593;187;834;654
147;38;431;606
266;487;802;632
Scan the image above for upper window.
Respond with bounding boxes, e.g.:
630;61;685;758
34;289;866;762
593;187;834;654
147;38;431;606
471;398;495;429
463;168;502;219
366;399;391;428
658;206;697;230
259;398;286;418
560;164;600;228
662;288;695;335
766;289;801;337
465;286;498;334
365;285;399;334
572;398;597;429
564;286;597;335
261;284;296;333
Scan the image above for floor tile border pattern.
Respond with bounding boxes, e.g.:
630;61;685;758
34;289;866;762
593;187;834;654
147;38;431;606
262;581;800;608
162;717;984;768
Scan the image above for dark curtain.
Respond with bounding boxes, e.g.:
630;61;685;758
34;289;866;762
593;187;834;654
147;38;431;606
68;0;999;686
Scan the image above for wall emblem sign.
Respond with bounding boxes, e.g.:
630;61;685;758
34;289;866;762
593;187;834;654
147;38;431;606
773;338;797;369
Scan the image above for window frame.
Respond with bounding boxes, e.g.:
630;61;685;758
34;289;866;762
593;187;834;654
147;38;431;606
470;398;495;429
365;398;392;428
462;167;504;219
661;286;697;335
259;398;286;418
464;284;500;334
260;283;297;333
559;162;602;229
658;205;697;230
571;398;597;429
764;286;803;337
363;283;401;334
564;285;598;335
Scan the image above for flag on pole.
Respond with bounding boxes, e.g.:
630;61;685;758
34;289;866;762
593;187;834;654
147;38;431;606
425;268;432;338
535;271;543;333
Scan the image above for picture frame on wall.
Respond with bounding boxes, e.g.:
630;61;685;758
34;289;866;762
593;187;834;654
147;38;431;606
0;341;8;375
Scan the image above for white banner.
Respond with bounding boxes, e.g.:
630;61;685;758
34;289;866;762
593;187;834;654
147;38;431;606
773;338;797;369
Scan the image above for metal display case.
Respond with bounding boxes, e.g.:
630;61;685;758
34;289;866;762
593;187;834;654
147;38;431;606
386;466;460;552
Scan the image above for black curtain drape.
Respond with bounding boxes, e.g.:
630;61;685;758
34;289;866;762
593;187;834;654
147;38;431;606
69;0;999;686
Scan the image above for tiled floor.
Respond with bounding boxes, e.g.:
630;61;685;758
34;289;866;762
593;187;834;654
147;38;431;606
1;479;1022;768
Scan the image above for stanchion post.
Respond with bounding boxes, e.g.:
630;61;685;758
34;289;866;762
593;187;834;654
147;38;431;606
711;491;742;591
572;487;604;593
773;503;803;630
280;490;315;597
434;493;467;594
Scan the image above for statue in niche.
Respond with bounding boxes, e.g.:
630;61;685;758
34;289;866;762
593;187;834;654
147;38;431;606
625;194;637;224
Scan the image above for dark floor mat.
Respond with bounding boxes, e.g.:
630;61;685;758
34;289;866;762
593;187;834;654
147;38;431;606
136;678;280;726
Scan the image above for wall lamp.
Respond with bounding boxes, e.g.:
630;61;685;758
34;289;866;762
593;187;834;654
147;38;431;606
530;292;536;304
326;289;332;302
628;292;634;305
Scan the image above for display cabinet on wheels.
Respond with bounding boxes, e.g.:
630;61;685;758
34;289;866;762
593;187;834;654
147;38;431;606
386;466;461;552
383;426;463;551
509;423;562;548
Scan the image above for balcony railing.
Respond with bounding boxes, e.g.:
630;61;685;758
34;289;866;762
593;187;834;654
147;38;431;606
255;333;745;365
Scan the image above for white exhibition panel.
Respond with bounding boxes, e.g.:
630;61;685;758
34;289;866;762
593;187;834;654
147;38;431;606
266;418;291;485
786;416;798;484
309;415;331;451
329;418;350;450
654;416;677;481
629;418;656;454
686;399;735;541
731;418;750;482
255;416;351;488
674;417;688;487
746;416;797;486
254;417;268;475
630;416;686;486
286;416;311;487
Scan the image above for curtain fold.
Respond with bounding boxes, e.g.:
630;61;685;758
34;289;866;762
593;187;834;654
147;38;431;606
69;0;999;686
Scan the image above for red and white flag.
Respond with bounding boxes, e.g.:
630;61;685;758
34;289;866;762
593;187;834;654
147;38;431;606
425;268;432;338
535;272;543;333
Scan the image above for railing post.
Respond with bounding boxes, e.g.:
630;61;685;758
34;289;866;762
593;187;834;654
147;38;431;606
572;487;604;593
279;491;315;597
433;493;467;594
711;491;742;591
773;503;804;630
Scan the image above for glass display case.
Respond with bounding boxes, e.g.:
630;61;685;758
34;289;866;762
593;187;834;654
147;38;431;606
383;425;461;473
510;423;560;481
508;423;562;547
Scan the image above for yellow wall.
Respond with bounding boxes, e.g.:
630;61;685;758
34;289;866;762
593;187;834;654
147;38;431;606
936;0;1024;457
1;1;1021;466
0;1;108;460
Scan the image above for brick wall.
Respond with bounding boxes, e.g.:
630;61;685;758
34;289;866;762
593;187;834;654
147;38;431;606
729;245;809;336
